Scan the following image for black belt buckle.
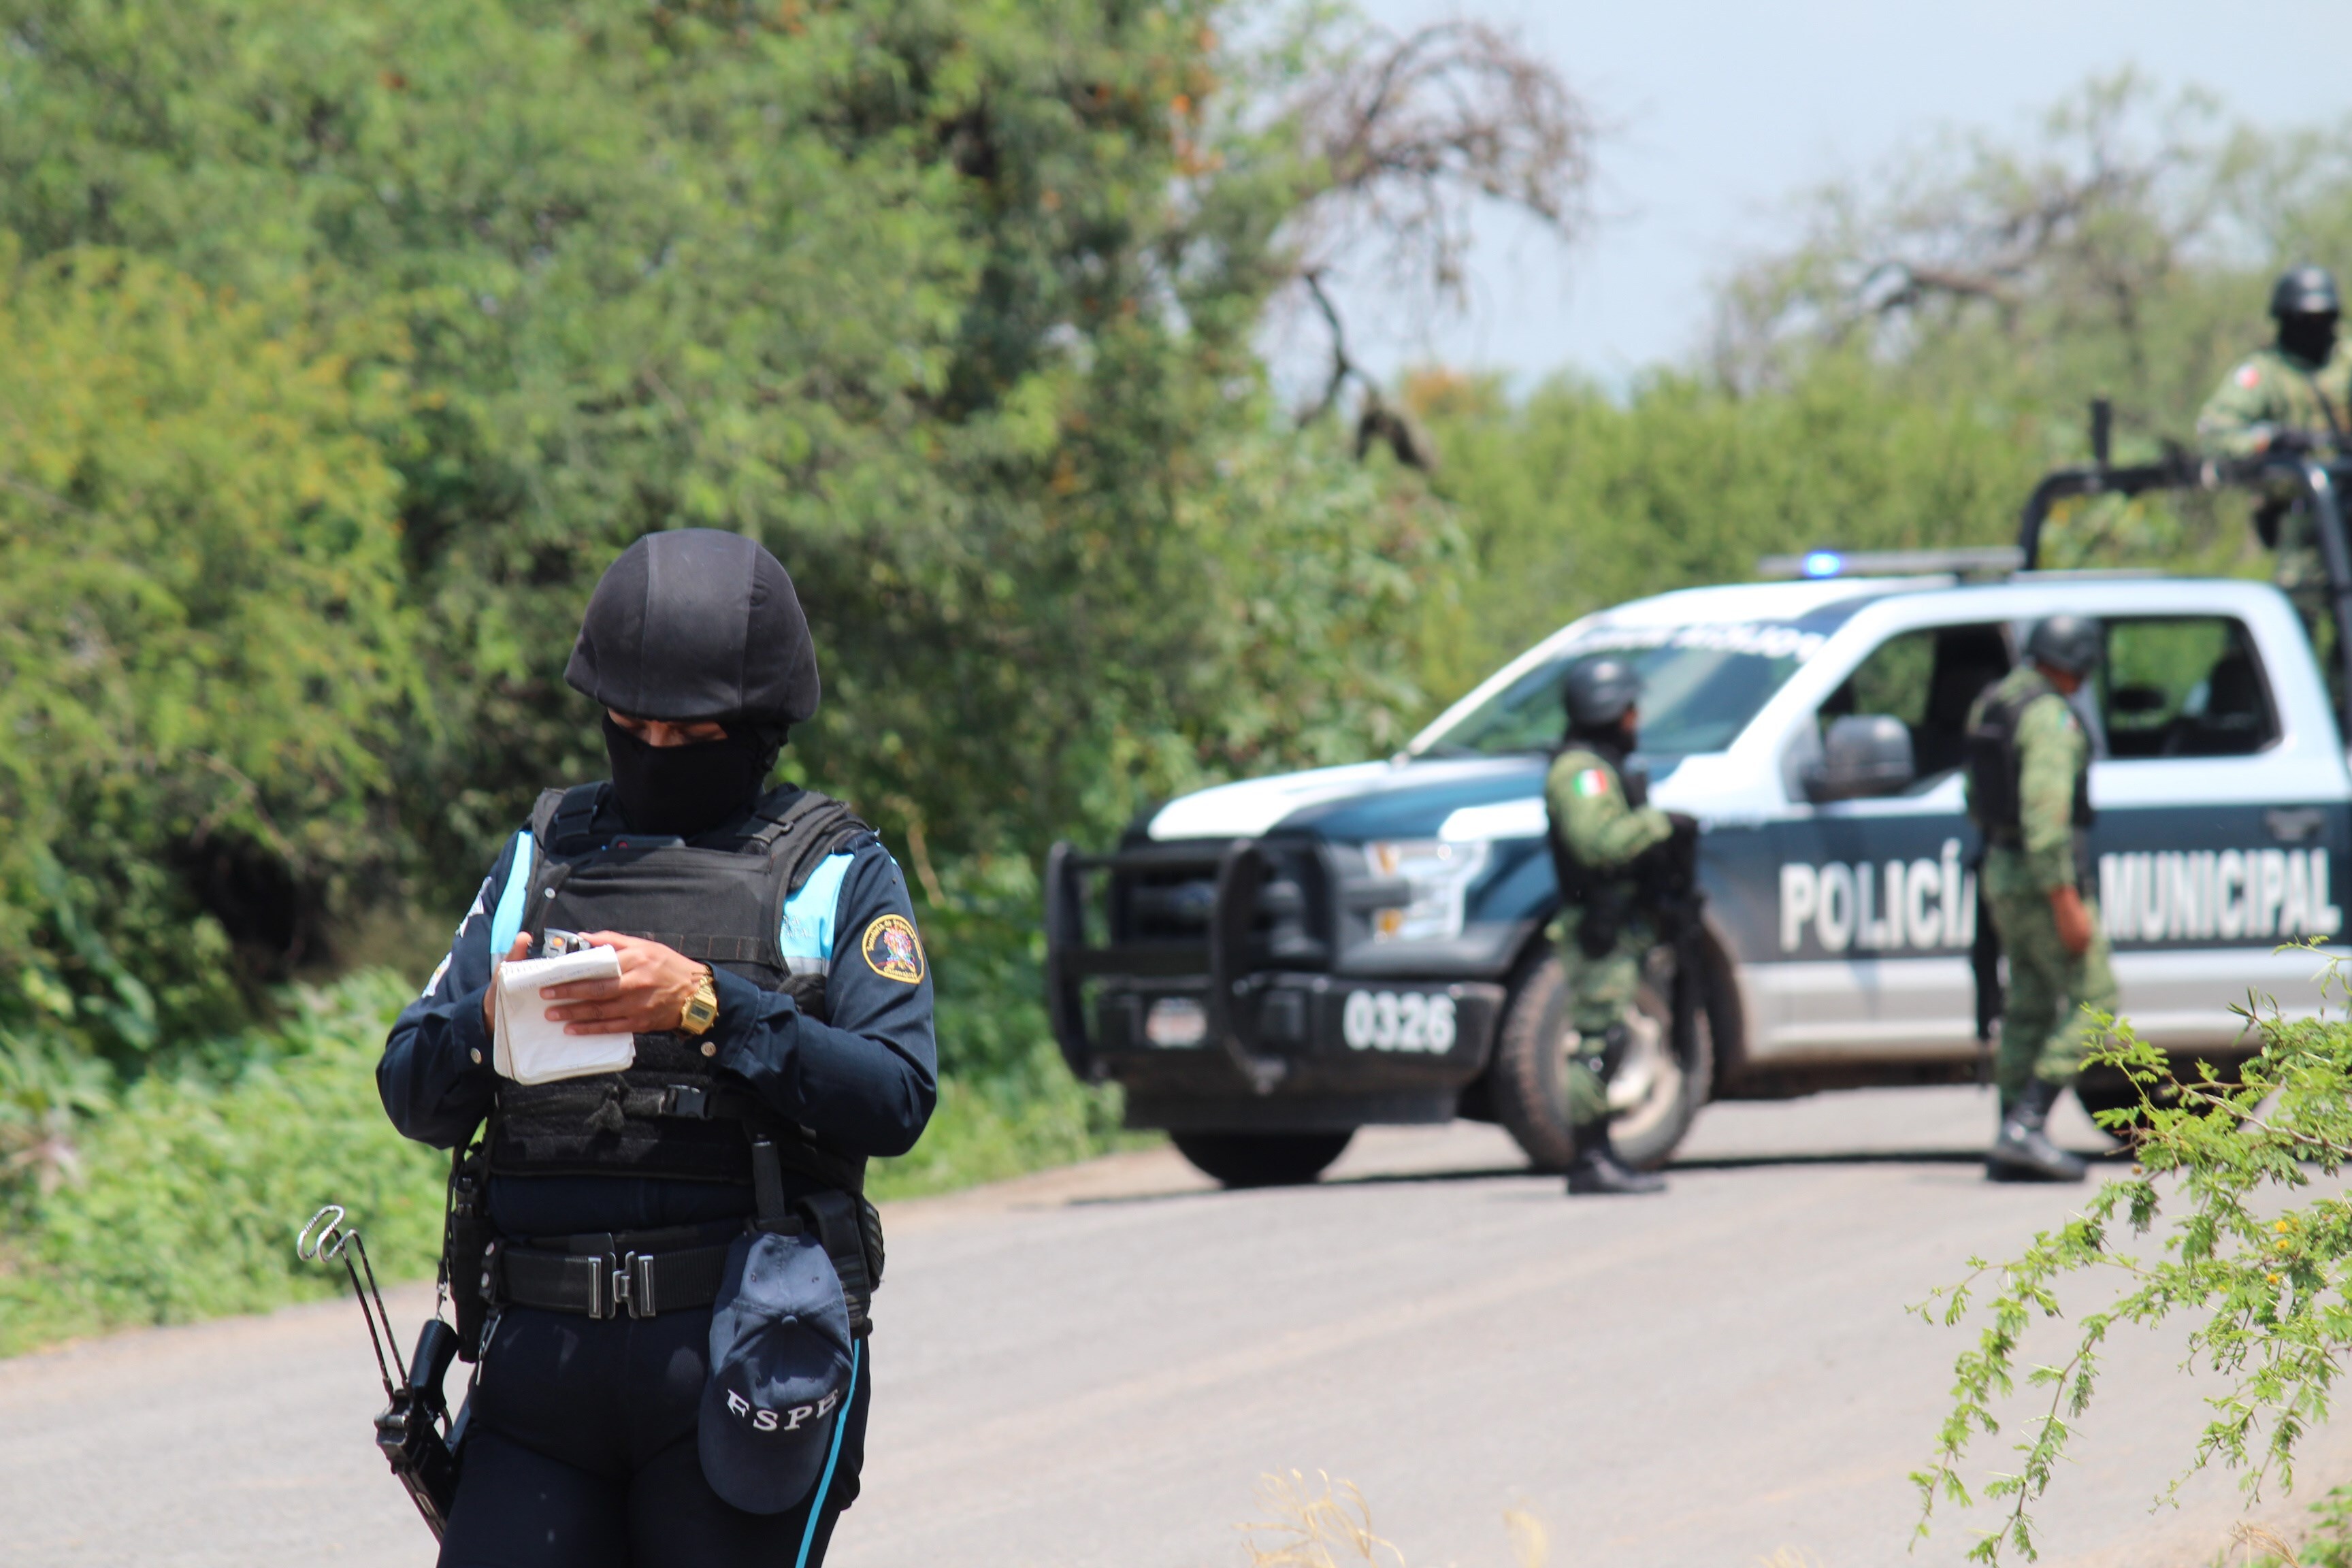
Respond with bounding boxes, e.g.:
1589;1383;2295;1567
596;1250;658;1320
663;1084;711;1120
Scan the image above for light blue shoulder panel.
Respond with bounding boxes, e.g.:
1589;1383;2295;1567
779;852;856;976
488;831;537;958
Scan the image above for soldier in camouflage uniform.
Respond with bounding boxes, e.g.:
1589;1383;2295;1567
1963;616;2116;1183
1544;657;1690;1196
2198;267;2349;594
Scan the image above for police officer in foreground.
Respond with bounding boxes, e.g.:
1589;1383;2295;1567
1545;657;1695;1196
379;529;936;1566
2198;266;2351;595
1963;616;2114;1183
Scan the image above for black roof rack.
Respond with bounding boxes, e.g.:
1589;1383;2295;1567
2016;400;2352;734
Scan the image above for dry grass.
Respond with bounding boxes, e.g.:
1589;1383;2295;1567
1241;1473;1404;1568
1501;1505;1547;1568
2232;1520;2308;1567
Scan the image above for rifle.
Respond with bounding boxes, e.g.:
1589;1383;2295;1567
1637;815;1708;1060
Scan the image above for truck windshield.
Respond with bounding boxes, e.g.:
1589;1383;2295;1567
1418;623;1823;758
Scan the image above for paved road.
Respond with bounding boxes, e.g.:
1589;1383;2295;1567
3;1088;2345;1567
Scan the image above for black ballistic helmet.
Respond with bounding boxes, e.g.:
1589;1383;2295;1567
1563;656;1642;730
566;530;821;730
2025;615;2103;677
2271;265;2340;321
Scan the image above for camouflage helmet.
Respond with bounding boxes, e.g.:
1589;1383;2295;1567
2025;615;2104;678
2271;265;2341;320
1562;656;1642;730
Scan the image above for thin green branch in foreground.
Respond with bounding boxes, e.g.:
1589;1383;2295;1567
1914;948;2352;1562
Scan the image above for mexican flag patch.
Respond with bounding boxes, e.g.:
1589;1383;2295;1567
1571;768;1612;799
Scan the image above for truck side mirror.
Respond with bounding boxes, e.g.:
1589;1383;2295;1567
1805;714;1916;803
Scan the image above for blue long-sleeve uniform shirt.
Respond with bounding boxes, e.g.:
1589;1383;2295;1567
378;816;937;1237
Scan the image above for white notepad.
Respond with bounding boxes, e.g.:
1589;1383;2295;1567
493;946;636;1085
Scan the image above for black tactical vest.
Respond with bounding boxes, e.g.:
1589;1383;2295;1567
1546;738;1646;906
488;781;873;1192
1964;673;2093;880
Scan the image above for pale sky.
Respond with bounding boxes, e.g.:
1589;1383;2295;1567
1307;0;2352;389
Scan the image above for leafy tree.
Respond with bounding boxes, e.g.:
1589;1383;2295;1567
0;0;1567;910
1405;357;2039;700
1403;77;2352;708
1912;973;2352;1563
0;0;1596;1113
1716;74;2352;459
0;240;419;1075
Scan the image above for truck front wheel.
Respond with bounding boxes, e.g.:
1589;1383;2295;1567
1171;1130;1356;1188
1490;950;1713;1173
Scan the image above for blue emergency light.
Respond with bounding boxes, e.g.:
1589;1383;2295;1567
1799;550;1844;578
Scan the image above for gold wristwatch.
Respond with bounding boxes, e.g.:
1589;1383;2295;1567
679;966;720;1036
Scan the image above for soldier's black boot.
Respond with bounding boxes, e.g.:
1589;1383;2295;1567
1986;1079;2087;1183
1565;1121;1667;1196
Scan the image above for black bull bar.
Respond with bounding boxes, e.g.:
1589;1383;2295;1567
1043;838;1508;1115
1044;838;1294;1094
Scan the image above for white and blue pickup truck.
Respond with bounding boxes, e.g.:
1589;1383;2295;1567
1045;456;2352;1187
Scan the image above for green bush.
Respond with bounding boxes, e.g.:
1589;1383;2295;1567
0;905;1143;1354
0;970;442;1355
1914;966;2352;1562
868;1066;1146;1203
0;240;419;1072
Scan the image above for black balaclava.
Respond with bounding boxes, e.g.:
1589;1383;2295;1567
602;715;785;839
2281;312;2339;370
566;529;818;838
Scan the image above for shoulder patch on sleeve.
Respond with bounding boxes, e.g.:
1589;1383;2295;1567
860;914;926;984
2238;362;2264;389
1571;767;1612;799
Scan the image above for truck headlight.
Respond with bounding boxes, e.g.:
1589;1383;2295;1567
1364;839;1492;944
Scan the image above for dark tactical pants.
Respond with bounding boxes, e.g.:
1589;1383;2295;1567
438;1304;868;1568
1982;847;2117;1105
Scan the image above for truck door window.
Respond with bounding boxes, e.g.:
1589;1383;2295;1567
1818;624;2011;779
2100;617;2278;758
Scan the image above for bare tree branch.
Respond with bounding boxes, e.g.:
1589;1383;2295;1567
1298;268;1358;426
1713;71;2236;391
1289;20;1592;302
1277;21;1594;462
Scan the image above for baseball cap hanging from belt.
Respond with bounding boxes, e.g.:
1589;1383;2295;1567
698;1226;856;1514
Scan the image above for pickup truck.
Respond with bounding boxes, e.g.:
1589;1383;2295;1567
1043;452;2352;1187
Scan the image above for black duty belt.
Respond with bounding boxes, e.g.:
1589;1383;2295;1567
487;1224;738;1322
